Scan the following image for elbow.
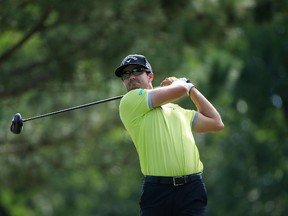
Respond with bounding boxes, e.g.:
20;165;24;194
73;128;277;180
215;121;224;131
194;119;224;133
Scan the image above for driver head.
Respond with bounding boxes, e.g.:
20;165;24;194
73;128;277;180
10;113;23;134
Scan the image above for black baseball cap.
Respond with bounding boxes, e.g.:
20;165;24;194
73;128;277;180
115;54;153;77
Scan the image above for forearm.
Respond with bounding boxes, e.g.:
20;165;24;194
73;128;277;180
189;88;219;118
151;83;187;107
151;77;192;108
189;87;224;131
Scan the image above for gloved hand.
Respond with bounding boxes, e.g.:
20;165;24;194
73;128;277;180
160;77;194;95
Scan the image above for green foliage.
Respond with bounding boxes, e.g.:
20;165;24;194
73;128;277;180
0;0;287;215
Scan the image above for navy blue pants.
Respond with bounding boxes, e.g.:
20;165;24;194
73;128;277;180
139;174;207;216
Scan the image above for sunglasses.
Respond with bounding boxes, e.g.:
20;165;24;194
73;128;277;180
121;67;149;80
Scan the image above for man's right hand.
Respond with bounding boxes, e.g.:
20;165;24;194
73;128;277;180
160;77;178;86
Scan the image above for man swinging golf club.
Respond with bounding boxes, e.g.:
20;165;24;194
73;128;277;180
115;54;224;216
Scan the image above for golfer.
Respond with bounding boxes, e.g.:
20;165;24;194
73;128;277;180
115;54;224;216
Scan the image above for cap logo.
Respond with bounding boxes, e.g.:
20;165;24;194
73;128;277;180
122;55;138;64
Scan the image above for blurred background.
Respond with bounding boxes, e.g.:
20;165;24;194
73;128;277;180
0;0;287;215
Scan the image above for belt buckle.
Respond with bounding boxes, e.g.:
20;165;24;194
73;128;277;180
173;176;186;186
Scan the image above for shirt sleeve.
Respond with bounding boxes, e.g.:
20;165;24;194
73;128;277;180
192;111;199;130
119;89;152;127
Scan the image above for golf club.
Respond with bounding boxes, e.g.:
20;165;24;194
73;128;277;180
10;95;123;134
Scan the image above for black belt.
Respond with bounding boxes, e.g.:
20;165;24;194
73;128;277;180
144;173;202;186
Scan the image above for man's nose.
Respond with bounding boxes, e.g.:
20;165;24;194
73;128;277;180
129;73;136;79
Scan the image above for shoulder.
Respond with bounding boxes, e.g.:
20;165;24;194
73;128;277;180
120;89;144;105
120;89;152;108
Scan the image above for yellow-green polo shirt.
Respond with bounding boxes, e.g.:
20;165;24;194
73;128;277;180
119;88;203;176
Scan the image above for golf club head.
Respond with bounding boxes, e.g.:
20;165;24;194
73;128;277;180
10;113;23;134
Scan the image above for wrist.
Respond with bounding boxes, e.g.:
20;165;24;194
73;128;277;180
186;83;194;95
178;78;194;95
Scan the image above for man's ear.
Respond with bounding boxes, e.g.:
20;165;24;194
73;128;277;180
148;72;154;81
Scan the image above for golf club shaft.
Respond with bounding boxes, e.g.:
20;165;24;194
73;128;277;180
22;95;123;122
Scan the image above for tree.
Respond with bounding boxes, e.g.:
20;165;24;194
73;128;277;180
1;0;287;215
